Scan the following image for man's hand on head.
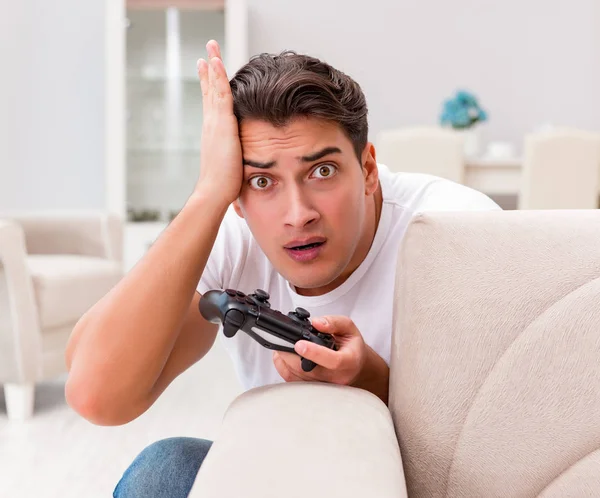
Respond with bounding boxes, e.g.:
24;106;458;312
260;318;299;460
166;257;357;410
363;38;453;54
195;40;243;205
272;316;390;404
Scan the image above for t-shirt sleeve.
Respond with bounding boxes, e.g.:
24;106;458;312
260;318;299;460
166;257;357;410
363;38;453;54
412;178;502;214
196;206;249;295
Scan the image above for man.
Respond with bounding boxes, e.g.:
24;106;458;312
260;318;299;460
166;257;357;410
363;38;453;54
65;40;499;497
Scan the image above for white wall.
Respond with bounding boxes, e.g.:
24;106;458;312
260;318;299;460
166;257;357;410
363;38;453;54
2;0;598;211
0;4;27;202
0;0;106;211
247;0;600;154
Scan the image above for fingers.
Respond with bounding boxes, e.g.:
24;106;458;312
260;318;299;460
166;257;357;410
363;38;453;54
197;58;209;99
311;315;355;336
295;315;361;371
294;340;342;371
206;39;222;60
208;54;219;103
212;58;233;108
202;40;232;110
197;41;218;102
273;352;305;382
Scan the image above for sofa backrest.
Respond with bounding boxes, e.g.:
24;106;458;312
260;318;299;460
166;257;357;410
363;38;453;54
388;210;600;497
4;212;123;261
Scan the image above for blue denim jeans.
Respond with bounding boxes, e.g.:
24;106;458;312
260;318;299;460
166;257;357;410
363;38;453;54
113;437;213;498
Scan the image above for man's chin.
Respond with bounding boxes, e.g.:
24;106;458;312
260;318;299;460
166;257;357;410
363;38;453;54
284;268;344;296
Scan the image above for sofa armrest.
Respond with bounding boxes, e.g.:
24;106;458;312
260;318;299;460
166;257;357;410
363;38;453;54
190;382;407;498
3;211;123;261
0;220;41;382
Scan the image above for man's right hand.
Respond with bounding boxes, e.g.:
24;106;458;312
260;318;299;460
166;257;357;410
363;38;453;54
196;40;243;205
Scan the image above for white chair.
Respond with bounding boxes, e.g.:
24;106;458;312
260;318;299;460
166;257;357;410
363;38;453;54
0;212;124;420
519;128;600;209
375;126;466;184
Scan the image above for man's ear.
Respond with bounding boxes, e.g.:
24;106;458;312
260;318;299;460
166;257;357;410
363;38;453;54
232;199;245;218
361;142;379;196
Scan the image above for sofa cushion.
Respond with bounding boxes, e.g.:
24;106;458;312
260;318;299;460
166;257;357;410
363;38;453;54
389;210;600;498
27;255;123;329
190;383;408;498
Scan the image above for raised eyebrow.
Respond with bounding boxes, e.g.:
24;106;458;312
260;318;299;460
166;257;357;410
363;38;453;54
301;146;342;162
242;146;342;169
243;159;276;169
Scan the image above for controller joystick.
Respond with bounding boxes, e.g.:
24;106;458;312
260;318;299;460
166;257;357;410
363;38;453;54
253;289;270;301
246;288;271;308
288;307;311;326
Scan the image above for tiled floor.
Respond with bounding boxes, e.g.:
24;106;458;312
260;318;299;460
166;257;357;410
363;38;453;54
0;340;243;498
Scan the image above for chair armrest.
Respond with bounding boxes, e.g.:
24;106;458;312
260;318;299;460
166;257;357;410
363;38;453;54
3;211;123;261
190;382;407;498
0;220;41;382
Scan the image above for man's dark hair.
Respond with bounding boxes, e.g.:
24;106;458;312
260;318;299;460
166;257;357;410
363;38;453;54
229;51;369;163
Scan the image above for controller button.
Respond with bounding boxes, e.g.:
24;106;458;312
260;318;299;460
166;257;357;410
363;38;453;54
254;289;270;301
236;290;245;297
225;289;236;296
302;330;312;340
294;307;310;320
245;296;256;305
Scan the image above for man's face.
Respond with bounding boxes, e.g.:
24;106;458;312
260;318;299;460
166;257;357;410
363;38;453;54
234;117;379;295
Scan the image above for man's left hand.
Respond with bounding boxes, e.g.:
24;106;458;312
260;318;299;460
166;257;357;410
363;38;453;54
272;316;389;402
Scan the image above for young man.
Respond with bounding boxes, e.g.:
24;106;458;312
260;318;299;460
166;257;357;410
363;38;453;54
65;41;499;497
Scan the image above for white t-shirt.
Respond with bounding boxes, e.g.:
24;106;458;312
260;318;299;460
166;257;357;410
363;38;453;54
197;163;500;390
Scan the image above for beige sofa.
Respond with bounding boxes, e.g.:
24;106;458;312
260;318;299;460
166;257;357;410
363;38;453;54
0;212;123;420
190;209;600;498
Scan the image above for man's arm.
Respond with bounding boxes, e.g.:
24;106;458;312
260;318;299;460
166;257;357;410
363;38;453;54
65;193;228;426
65;40;243;426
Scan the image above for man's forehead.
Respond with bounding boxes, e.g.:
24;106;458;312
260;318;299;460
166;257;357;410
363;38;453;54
239;118;350;159
241;117;344;140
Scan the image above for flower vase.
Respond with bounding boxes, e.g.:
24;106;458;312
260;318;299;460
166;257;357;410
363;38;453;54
459;127;482;158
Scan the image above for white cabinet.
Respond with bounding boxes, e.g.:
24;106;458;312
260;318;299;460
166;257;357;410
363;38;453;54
105;0;248;219
125;8;224;221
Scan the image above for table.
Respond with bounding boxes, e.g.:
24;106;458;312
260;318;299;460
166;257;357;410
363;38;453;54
465;157;522;196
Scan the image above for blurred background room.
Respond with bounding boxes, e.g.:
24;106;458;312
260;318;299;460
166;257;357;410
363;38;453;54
0;0;599;496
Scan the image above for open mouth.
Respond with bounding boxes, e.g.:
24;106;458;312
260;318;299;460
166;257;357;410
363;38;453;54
284;239;327;262
288;241;325;251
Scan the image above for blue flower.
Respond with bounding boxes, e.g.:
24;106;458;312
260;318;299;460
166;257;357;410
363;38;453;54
439;90;488;129
456;90;478;107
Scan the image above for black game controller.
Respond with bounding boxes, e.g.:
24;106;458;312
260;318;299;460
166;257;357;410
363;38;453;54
199;288;338;372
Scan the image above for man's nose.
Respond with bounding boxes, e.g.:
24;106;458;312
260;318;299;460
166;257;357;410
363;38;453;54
283;185;319;228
